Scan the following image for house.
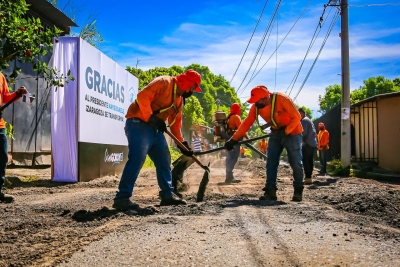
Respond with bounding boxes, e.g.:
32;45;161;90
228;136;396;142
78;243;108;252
314;92;400;172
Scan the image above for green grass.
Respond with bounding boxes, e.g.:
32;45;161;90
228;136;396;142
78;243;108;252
142;146;182;168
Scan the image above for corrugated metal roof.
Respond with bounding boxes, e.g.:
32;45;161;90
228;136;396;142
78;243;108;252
26;0;78;28
351;91;400;107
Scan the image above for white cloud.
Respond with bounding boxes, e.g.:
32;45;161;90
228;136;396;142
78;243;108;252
109;2;400;116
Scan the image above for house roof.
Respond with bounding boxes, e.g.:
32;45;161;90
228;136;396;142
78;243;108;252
26;0;78;34
351;91;400;107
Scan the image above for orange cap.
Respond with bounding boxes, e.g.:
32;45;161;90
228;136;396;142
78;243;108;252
229;103;241;115
185;69;202;92
246;85;270;103
175;69;202;92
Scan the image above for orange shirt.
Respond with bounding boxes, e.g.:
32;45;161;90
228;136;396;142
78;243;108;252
233;92;302;140
258;140;268;153
317;130;329;150
227;114;241;131
227;114;249;138
240;147;245;154
125;76;184;141
0;73;18;129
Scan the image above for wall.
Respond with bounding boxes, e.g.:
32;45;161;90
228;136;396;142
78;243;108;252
377;96;400;171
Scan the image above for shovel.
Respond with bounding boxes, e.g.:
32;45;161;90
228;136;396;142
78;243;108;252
165;130;210;202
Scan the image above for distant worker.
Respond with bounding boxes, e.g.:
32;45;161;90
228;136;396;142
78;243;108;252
113;69;202;210
257;138;268;159
224;85;304;201
225;103;247;183
298;108;317;184
240;146;245;158
192;135;202;157
316;122;329;175
0;72;27;203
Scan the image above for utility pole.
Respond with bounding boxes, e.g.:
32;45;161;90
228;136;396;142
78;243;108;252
340;0;351;167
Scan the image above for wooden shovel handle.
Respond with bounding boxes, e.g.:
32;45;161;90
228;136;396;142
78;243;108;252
165;130;207;169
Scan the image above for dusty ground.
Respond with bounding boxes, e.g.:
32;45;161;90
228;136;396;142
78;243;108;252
0;157;399;267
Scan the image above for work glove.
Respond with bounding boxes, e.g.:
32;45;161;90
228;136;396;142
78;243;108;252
179;141;194;157
148;114;167;133
224;138;238;151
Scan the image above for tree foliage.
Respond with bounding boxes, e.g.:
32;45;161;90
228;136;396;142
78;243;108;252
318;76;400;114
0;0;63;82
126;64;247;131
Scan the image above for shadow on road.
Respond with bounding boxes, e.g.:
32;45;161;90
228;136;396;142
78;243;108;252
307;178;338;190
71;206;158;222
222;199;287;208
5;176;73;189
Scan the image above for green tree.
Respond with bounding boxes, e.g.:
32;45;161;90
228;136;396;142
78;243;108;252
0;0;63;81
296;105;313;119
125;64;243;129
318;84;341;114
361;76;400;98
49;0;103;48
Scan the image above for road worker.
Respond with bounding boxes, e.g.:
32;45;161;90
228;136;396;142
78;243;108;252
316;122;329;175
225;103;247;183
224;85;304;201
113;69;201;210
298;108;317;184
240;146;245;158
257;138;268;159
0;72;27;203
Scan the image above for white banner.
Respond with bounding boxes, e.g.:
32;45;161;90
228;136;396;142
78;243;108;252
78;40;138;146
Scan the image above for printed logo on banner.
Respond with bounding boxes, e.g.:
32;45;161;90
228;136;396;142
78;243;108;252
129;87;135;103
104;149;124;165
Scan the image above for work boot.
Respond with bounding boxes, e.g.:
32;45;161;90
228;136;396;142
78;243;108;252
0;192;15;203
112;198;140;211
259;188;277;201
160;194;187;206
304;177;313;185
292;187;304;202
224;178;241;184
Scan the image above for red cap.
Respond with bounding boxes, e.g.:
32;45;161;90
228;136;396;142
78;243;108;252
185;69;202;92
246;85;271;103
230;103;241;115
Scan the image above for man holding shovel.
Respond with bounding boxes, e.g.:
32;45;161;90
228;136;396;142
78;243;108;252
224;85;305;201
113;69;201;210
0;72;27;203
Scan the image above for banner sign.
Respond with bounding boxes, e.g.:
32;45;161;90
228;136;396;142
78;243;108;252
78;40;137;145
77;40;138;181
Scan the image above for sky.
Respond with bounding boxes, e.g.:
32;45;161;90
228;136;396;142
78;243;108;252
61;0;400;117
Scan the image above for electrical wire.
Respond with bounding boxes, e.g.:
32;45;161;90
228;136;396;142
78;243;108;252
229;0;269;84
235;0;281;95
349;2;400;7
293;10;340;101
238;0;314;96
286;4;333;96
246;17;277;89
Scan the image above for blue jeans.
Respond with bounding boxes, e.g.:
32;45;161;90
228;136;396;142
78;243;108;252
115;118;173;200
265;131;304;188
226;144;240;180
319;149;327;172
0;129;8;193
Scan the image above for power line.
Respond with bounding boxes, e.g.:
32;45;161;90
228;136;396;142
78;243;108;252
239;0;314;95
229;0;269;85
293;10;340;101
235;0;281;95
349;2;400;7
286;4;334;96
